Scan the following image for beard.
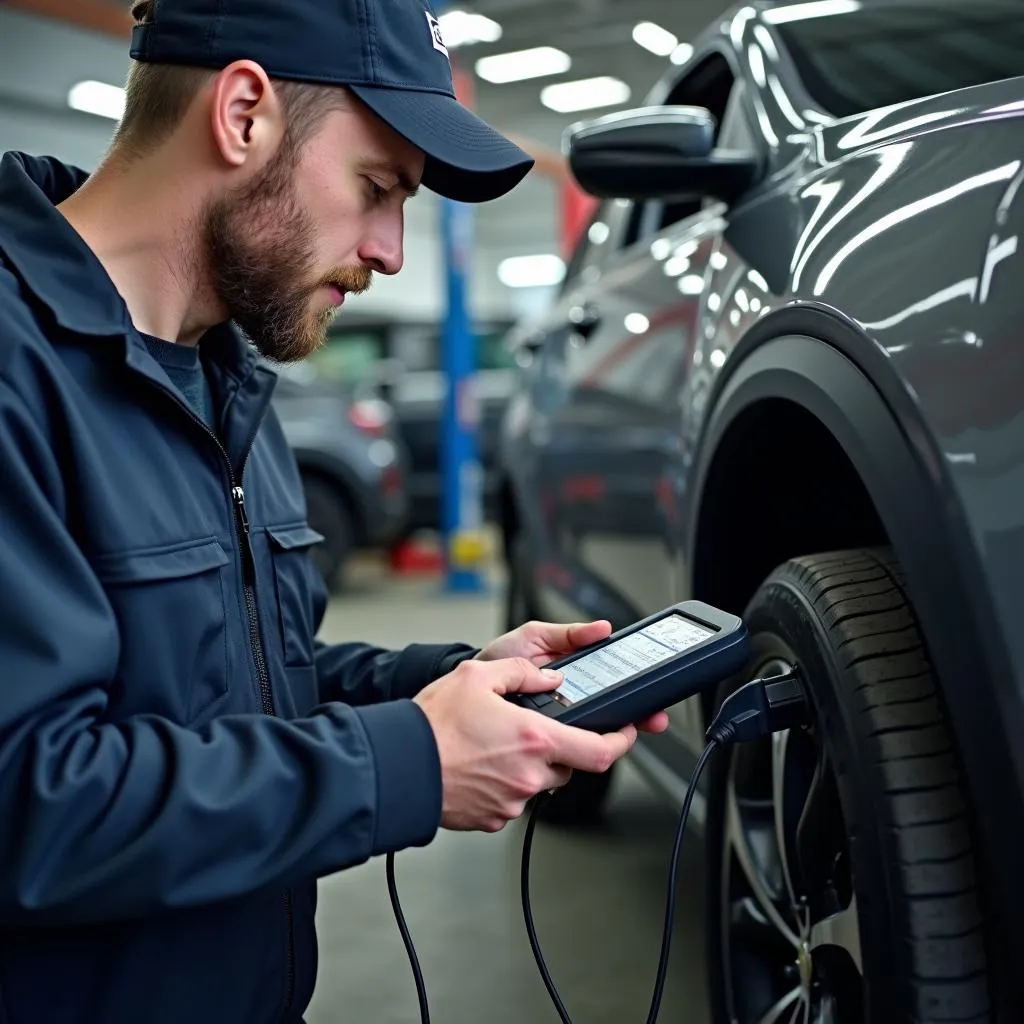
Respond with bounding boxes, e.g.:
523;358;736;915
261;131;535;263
202;141;372;364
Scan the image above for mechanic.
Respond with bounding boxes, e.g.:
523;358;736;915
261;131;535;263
0;0;669;1021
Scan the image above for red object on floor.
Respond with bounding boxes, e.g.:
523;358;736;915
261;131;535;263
388;537;445;575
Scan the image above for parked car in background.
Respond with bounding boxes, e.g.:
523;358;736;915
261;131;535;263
312;318;518;537
497;1;1024;1021
270;362;408;589
365;360;517;536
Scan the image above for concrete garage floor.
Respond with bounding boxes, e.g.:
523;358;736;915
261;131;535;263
306;562;711;1024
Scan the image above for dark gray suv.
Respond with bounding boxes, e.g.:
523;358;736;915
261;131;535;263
497;2;1024;1020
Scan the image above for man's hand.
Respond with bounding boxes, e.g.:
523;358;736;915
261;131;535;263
476;619;670;735
414;657;639;832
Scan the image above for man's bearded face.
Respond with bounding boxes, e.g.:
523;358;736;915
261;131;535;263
204;139;372;363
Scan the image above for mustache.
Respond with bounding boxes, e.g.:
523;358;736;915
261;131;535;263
319;265;374;296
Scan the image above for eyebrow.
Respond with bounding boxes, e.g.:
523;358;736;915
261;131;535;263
364;161;421;198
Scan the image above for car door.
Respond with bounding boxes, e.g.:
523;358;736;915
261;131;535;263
531;51;754;640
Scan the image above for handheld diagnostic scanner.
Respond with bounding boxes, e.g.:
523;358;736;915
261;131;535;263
508;601;750;733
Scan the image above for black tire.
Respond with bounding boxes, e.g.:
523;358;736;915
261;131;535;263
705;548;990;1023
302;476;354;592
504;532;616;825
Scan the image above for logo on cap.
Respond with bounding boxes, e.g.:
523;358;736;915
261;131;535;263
425;12;449;58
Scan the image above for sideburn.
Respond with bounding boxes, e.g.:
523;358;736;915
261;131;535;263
205;137;326;364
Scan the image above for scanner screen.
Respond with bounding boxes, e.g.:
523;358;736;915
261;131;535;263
554;614;716;706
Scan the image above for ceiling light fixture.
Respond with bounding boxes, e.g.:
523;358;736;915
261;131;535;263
498;254;566;288
632;21;677;57
540;76;630;113
67;80;125;121
475;45;571;84
670;43;694;65
437;10;502;48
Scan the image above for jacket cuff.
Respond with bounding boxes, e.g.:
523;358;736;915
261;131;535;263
390;643;479;701
356;699;442;856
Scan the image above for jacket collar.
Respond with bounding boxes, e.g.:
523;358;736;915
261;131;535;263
0;151;259;382
0;151;132;337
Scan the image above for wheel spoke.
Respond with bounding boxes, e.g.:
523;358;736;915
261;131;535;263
727;785;801;948
810;897;862;974
772;730;799;906
756;986;801;1024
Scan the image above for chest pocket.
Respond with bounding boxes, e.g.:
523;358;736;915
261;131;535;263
92;537;231;726
267;525;326;667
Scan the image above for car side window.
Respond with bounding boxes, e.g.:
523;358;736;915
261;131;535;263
622;51;749;249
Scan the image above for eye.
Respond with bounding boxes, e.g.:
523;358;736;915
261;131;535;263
366;178;388;203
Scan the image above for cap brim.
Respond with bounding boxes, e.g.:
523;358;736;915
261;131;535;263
350;85;535;203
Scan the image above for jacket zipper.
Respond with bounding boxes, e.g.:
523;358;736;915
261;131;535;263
148;387;297;1022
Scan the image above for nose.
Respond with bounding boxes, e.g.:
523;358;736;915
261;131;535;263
357;209;405;276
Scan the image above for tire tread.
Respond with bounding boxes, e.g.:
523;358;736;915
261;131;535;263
776;548;989;1019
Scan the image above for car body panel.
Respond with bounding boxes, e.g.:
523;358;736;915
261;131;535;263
498;0;1024;1002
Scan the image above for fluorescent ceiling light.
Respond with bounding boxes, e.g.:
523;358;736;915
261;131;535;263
763;0;861;24
632;21;677;57
68;80;125;121
437;10;502;48
541;76;630;114
475;46;570;84
670;43;694;65
624;312;649;334
498;254;566;288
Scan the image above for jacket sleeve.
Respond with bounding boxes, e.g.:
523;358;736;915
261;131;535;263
0;374;442;927
313;639;479;707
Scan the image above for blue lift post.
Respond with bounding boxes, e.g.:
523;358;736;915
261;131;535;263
439;52;488;594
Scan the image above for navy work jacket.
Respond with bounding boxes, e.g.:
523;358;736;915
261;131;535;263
0;152;475;1024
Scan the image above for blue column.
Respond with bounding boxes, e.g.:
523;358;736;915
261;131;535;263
439;192;487;594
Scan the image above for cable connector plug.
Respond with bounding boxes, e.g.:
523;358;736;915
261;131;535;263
705;669;810;745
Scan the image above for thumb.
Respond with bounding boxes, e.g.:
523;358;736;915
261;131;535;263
486;657;563;696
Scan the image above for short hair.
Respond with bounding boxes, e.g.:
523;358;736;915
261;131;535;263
112;0;350;159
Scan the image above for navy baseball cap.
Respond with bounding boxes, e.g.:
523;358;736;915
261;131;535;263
129;0;535;203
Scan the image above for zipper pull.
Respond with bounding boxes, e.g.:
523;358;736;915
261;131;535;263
232;485;250;536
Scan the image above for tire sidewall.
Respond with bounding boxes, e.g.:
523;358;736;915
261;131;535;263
705;576;900;1022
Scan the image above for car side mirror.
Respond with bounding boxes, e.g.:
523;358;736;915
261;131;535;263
564;105;762;204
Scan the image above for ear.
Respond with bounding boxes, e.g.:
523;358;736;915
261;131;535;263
208;60;284;169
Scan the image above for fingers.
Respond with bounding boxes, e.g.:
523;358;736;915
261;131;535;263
526;619;612;657
565;619;613;651
637;711;670;734
542;719;637;774
544;765;574;791
466;656;563;696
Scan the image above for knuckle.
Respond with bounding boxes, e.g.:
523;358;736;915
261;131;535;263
504;800;527;821
511;772;539;800
519;724;555;758
458;658;481;677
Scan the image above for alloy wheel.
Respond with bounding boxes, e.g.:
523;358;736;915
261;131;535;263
720;659;864;1024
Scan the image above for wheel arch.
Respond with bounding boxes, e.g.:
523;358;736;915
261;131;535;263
687;303;1024;1002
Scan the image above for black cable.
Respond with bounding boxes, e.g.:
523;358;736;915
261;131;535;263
386;851;430;1024
643;738;718;1024
521;794;574;1024
521;739;720;1024
389;670;810;1024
